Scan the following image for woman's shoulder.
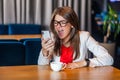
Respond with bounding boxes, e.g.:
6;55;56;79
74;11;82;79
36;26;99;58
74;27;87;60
78;31;91;42
79;31;90;37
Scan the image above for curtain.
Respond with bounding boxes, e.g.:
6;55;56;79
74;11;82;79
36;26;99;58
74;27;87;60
0;0;91;31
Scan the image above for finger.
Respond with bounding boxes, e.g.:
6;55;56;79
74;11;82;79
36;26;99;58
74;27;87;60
68;65;76;69
45;42;54;49
43;38;50;44
42;39;52;49
43;39;53;46
63;63;67;69
66;63;72;68
67;63;77;69
46;46;54;52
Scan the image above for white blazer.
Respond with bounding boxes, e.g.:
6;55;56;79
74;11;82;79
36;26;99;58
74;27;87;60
38;31;113;67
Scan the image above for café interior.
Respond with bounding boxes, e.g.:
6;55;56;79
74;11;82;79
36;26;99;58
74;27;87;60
0;0;120;80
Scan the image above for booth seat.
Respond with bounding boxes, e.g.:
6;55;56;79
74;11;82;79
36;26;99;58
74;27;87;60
22;38;41;65
8;24;41;34
0;24;8;34
0;42;25;66
0;38;42;66
0;24;41;35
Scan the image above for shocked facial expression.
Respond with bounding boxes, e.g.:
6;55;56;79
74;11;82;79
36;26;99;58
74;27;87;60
54;15;73;41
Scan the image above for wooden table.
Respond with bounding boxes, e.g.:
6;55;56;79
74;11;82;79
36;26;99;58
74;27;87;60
0;65;120;80
0;34;41;40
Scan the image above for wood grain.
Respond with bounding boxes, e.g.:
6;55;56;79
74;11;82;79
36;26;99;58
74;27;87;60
0;65;120;80
0;34;41;40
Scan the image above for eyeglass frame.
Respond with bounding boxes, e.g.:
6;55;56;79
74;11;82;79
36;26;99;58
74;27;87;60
53;20;69;27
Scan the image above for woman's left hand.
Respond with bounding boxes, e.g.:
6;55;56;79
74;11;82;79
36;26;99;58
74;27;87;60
66;60;87;69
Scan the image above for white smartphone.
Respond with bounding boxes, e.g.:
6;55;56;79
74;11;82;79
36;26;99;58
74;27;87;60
42;30;51;39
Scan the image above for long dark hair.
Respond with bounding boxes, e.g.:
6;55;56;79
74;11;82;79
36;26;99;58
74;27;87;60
50;6;80;60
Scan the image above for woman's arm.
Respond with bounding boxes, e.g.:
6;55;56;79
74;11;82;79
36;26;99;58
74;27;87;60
66;31;113;69
85;32;113;67
38;36;55;65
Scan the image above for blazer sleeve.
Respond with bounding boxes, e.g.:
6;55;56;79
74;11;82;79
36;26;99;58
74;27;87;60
38;50;50;65
85;32;113;66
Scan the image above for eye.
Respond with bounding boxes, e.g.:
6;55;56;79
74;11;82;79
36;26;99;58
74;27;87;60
61;20;67;24
54;21;58;25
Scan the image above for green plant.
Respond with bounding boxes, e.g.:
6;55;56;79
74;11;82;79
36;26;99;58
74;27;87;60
103;5;120;43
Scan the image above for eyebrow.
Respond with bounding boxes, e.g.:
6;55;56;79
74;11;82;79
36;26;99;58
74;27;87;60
54;20;67;21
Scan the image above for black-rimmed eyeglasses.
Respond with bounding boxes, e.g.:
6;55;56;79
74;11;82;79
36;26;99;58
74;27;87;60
53;20;68;27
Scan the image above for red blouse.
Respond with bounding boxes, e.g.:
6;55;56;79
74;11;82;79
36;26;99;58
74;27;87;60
60;45;74;64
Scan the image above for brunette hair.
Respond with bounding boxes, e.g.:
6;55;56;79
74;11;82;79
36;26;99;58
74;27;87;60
50;6;80;59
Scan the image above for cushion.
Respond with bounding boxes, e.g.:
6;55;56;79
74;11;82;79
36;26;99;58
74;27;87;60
0;42;25;66
8;24;41;34
0;25;8;34
23;38;41;65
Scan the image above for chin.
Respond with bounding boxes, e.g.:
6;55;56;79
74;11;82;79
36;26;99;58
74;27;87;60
58;36;64;39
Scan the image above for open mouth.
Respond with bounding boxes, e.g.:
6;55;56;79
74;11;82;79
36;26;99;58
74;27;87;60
58;30;64;38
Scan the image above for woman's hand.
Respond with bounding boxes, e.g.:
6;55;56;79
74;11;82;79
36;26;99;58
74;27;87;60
66;60;87;69
41;38;55;58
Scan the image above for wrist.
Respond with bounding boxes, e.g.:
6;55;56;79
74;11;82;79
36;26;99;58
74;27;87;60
85;59;90;67
42;48;48;57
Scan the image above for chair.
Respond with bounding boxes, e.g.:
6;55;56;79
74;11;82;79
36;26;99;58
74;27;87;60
23;38;42;65
0;42;25;66
8;24;41;34
0;25;8;34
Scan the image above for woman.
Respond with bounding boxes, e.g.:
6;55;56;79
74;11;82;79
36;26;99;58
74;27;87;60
38;6;113;69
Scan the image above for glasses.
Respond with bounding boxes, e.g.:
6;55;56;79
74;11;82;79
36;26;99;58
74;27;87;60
53;20;68;27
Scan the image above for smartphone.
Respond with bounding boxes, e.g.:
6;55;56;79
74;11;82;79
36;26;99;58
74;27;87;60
42;30;51;39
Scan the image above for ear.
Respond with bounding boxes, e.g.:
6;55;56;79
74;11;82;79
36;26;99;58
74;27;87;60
71;26;74;28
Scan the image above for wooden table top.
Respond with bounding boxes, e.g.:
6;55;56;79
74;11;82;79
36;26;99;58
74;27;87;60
0;34;41;40
0;65;120;80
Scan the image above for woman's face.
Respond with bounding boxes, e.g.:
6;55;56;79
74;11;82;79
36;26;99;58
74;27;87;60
54;14;73;41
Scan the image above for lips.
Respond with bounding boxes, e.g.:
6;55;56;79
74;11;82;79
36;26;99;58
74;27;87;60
58;30;64;38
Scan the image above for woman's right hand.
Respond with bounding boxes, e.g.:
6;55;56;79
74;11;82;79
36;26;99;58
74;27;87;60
41;38;55;58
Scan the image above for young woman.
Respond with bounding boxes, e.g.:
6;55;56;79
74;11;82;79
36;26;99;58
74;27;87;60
38;6;113;69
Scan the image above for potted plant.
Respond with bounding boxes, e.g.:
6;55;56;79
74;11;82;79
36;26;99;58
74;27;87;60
100;5;120;57
103;5;120;43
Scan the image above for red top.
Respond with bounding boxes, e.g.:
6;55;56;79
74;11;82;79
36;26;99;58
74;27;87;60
60;45;74;64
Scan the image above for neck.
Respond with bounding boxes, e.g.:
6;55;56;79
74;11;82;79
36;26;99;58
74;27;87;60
62;41;70;47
